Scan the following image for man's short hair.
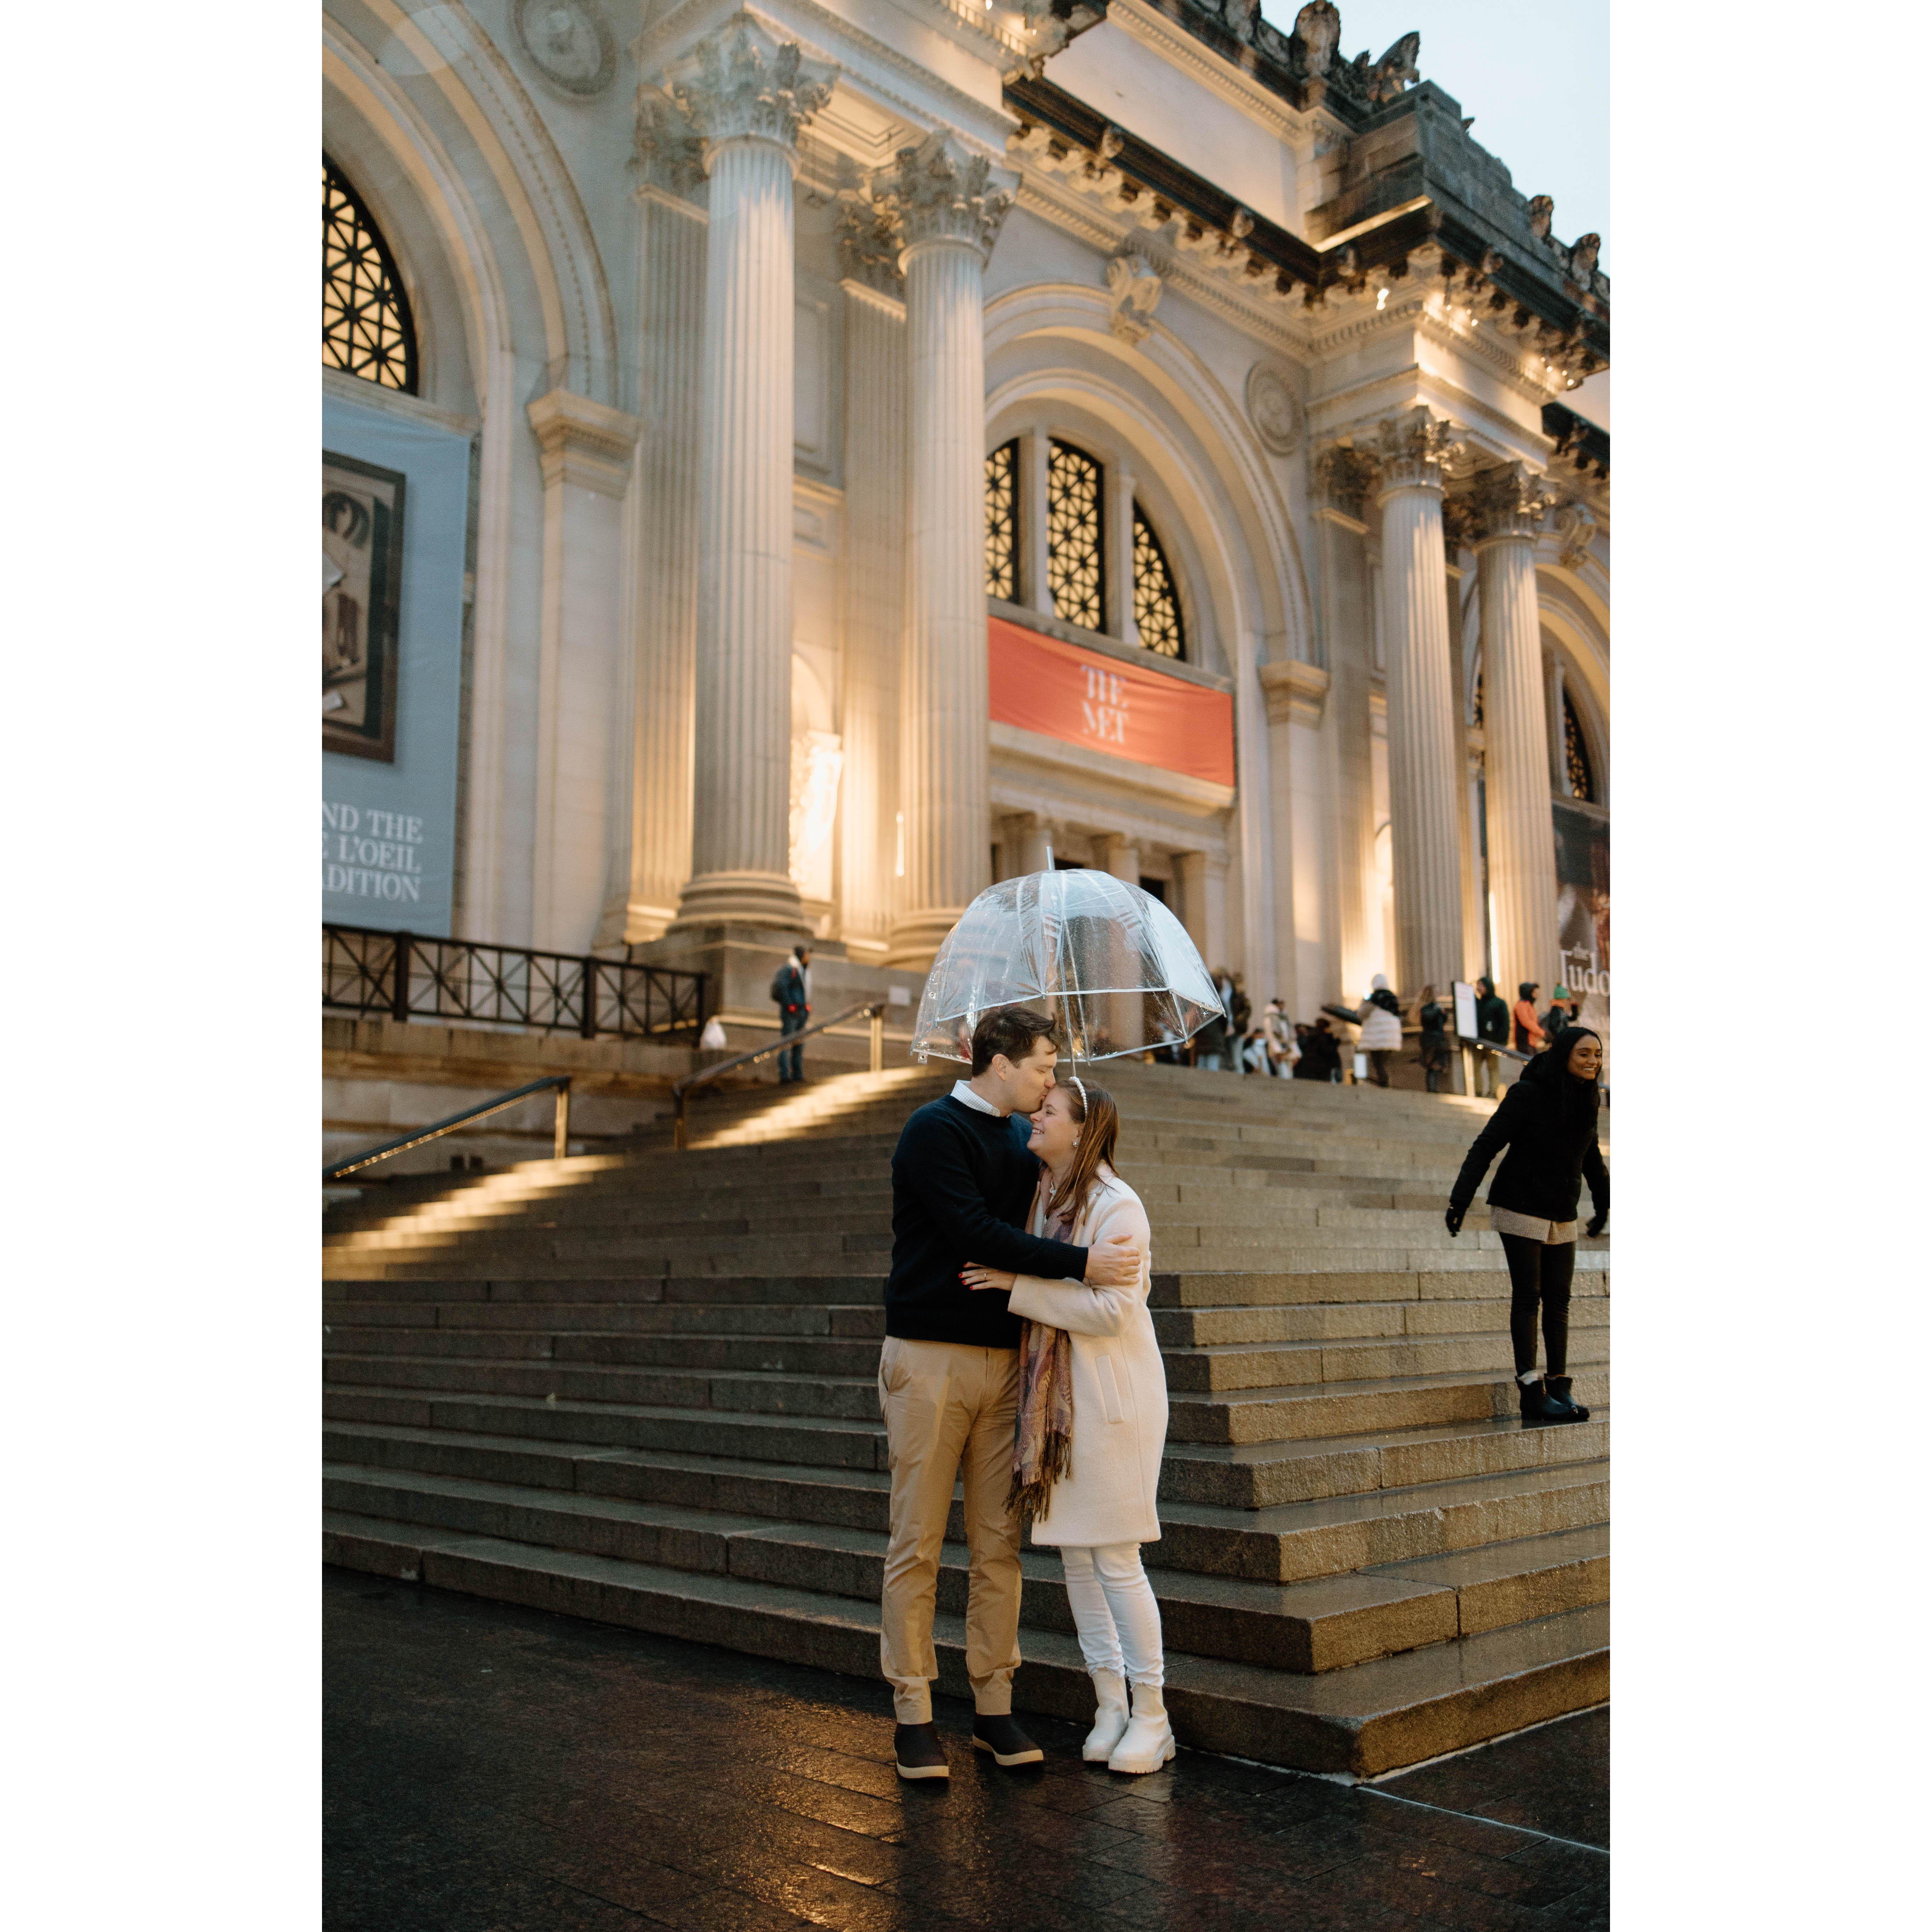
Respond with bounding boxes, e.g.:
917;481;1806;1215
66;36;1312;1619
970;1007;1061;1076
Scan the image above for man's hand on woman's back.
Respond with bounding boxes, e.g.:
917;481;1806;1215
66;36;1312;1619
1084;1233;1140;1287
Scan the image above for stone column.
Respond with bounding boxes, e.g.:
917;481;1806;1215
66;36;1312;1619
616;151;708;940
525;388;639;954
1472;461;1560;996
885;133;1012;967
1096;833;1140;884
1371;407;1467;996
664;25;830;933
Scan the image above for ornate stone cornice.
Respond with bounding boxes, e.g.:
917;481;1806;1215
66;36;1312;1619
1370;406;1463;495
526;388;639;497
666;20;831;159
1467;461;1556;543
1439;492;1484;556
894;131;1013;259
1313;443;1379;514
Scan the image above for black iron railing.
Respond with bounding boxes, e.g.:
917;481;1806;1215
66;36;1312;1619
323;924;707;1043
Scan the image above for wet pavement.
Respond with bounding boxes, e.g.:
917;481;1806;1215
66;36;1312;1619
324;1567;1607;1931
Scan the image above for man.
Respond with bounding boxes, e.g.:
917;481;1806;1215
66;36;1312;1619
878;1007;1141;1782
770;945;811;1084
1473;976;1510;1098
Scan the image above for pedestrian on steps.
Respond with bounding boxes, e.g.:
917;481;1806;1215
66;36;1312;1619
961;1077;1173;1776
771;945;811;1084
1472;976;1510;1098
1444;1027;1608;1425
1355;974;1404;1087
1512;982;1546;1055
1416;985;1451;1094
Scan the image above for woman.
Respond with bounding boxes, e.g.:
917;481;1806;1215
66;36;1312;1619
1262;998;1299;1079
1445;1028;1609;1424
960;1079;1173;1775
1415;984;1450;1095
1512;981;1546;1055
1355;974;1404;1087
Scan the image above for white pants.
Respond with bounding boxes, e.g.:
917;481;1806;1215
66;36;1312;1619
1060;1542;1165;1688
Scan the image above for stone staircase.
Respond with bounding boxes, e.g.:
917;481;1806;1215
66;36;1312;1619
322;1058;1608;1779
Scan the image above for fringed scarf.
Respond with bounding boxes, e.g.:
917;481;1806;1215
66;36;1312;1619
1007;1183;1084;1526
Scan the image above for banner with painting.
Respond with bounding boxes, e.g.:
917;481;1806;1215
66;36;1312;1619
322;396;469;935
1551;802;1610;1075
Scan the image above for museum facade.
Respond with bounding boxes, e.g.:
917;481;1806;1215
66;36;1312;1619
322;0;1610;1041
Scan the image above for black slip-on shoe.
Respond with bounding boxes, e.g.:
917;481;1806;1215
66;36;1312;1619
971;1714;1044;1767
894;1722;949;1781
1544;1376;1592;1422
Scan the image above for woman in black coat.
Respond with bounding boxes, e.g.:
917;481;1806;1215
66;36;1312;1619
1446;1028;1608;1424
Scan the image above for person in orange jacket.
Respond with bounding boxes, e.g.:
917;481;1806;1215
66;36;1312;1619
1512;982;1546;1055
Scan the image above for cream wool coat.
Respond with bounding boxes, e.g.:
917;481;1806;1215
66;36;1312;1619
1005;1166;1169;1548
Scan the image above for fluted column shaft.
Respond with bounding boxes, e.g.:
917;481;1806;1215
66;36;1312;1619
1376;453;1467;995
622;188;705;939
1477;527;1558;996
888;232;989;964
670;129;805;929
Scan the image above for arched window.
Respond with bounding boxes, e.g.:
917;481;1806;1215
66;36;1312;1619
323;156;418;394
1131;505;1185;659
1046;439;1104;631
1563;692;1596;802
984;439;1018;601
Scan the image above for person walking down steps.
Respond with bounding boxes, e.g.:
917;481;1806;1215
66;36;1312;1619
1445;1028;1609;1424
961;1078;1173;1775
1355;974;1404;1087
770;945;811;1084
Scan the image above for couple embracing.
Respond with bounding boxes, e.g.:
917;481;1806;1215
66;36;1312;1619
878;1006;1173;1782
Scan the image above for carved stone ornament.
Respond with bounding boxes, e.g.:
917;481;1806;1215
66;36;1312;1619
1221;0;1260;40
1439;492;1484;556
1313;443;1380;514
836;186;903;293
1348;32;1421;105
669;22;832;155
513;0;616;98
634;89;706;193
1245;360;1304;456
1554;500;1599;571
1372;407;1464;493
1293;2;1341;78
1106;251;1164;343
1469;461;1556;542
1526;195;1555;240
894;131;1012;258
1566;233;1602;282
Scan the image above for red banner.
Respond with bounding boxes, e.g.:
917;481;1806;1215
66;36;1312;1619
986;616;1235;787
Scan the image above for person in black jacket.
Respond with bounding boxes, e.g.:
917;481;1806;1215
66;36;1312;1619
1445;1028;1608;1424
1472;976;1510;1098
771;946;811;1084
1416;985;1451;1094
879;1006;1140;1782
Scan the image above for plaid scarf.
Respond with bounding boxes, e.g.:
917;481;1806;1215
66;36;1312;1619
1007;1182;1082;1526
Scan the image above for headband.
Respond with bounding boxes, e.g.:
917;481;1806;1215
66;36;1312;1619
1068;1075;1087;1105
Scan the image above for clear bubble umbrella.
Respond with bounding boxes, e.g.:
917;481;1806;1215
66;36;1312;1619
910;870;1225;1065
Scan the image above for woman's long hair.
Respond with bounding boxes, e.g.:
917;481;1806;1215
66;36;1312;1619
1045;1077;1120;1224
1518;1028;1603;1138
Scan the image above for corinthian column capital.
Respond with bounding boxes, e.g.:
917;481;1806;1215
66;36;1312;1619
668;18;831;160
1468;461;1556;543
893;131;1013;261
1372;405;1464;495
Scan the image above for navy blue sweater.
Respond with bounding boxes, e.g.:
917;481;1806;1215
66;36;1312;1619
884;1095;1090;1348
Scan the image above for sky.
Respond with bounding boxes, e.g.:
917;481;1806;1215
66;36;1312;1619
1260;1;1609;264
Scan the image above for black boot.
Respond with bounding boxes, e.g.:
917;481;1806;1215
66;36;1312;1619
1517;1376;1567;1424
1544;1375;1591;1422
971;1713;1044;1767
894;1722;949;1781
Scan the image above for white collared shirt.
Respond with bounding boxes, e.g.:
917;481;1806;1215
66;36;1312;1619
950;1078;1005;1118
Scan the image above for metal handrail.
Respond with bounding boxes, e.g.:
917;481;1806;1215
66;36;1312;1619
672;1001;886;1150
323;1075;573;1182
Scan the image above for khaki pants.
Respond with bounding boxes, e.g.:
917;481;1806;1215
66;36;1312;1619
877;1336;1023;1725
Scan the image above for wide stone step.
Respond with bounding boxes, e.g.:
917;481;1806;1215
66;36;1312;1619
1154;1293;1611;1349
1162;1325;1612;1394
321;1462;1606;1676
320;1511;1608;1778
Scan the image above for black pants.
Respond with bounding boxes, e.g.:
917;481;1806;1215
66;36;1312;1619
777;1009;806;1082
1499;1233;1574;1377
1367;1049;1391;1087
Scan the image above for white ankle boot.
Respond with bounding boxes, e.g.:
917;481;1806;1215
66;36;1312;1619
1107;1682;1175;1775
1083;1669;1130;1763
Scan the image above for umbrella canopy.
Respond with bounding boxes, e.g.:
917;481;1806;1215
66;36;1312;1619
910;870;1224;1065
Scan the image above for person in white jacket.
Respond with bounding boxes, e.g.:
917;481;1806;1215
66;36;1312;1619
960;1077;1173;1775
1355;972;1405;1087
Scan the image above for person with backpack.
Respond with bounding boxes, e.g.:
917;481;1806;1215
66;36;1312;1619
1445;1027;1608;1425
770;945;811;1084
